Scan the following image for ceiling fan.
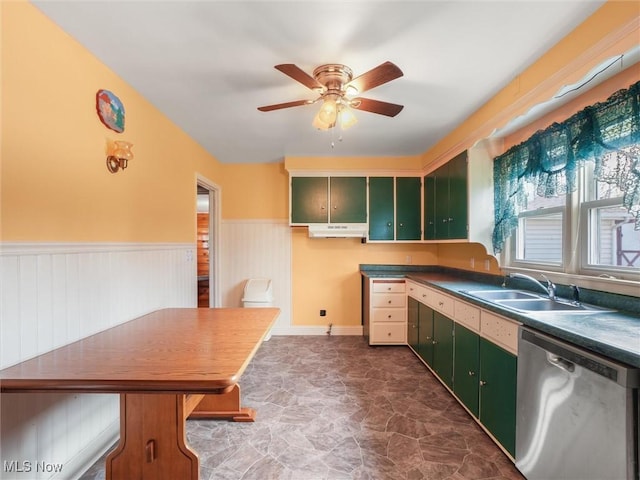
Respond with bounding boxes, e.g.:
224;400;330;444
257;61;404;130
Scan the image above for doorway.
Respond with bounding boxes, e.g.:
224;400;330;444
196;177;220;307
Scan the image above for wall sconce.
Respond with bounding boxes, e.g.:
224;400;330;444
106;140;134;173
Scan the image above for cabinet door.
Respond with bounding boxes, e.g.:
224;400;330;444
453;324;479;417
479;338;517;457
433;165;450;240
423;174;436;240
368;177;394;240
417;303;434;365
432;312;454;388
291;177;328;224
396;177;421;240
447;151;468;239
330;177;367;223
407;297;419;351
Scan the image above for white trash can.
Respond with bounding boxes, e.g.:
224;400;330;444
242;278;274;340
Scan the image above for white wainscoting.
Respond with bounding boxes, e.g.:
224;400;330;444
220;220;292;334
0;242;196;480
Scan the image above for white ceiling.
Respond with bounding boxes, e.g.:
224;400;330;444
32;0;608;164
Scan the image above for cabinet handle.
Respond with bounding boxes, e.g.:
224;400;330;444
387;222;392;227
387;332;392;336
387;287;391;291
449;217;453;221
442;219;447;223
321;205;326;210
387;314;392;319
388;300;392;304
479;380;487;386
438;301;444;307
468;371;475;376
333;205;337;210
399;223;404;227
432;340;438;345
412;324;417;328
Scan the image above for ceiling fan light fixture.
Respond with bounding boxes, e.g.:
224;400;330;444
339;106;358;130
312;109;334;130
318;97;338;125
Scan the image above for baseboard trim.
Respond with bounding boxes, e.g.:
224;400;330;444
270;325;363;336
52;420;119;480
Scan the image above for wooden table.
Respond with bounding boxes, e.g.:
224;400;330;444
0;307;280;480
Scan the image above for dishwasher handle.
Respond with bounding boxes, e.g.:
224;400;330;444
520;327;639;388
547;353;575;373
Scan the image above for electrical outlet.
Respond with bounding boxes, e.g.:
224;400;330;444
470;257;475;268
320;309;326;317
406;255;412;264
484;259;491;271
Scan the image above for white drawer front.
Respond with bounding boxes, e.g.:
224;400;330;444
407;281;428;301
371;323;406;344
372;280;406;293
428;290;455;317
480;311;520;355
372;308;406;323
372;294;406;308
454;300;480;332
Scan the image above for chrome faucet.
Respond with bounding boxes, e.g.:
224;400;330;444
509;273;556;299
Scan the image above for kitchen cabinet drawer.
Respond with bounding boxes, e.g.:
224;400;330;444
427;290;454;317
371;294;406;308
406;281;428;301
454;300;480;333
372;280;406;293
480;311;520;355
371;323;406;344
373;308;406;323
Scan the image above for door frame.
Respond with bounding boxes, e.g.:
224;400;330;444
196;174;221;307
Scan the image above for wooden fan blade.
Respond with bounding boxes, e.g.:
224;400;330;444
351;98;404;117
274;64;324;91
346;61;403;94
257;99;314;112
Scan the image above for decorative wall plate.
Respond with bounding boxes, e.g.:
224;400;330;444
96;89;125;133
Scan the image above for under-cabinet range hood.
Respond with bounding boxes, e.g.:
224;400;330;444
308;224;368;238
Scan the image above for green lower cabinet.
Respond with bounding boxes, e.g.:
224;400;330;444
432;312;454;389
479;338;517;457
407;297;419;351
453;324;479;417
417;303;434;365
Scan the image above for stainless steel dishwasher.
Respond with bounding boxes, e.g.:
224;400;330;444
516;327;639;480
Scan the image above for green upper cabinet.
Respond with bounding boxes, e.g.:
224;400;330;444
369;176;421;241
290;176;366;225
453;324;480;417
329;177;367;223
368;177;394;240
479;338;517;457
396;177;422;240
424;151;468;240
291;177;328;224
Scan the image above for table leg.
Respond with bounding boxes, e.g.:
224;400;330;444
188;384;256;422
106;394;199;480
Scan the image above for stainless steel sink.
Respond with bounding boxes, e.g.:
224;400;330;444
496;298;612;314
462;288;614;314
466;289;540;301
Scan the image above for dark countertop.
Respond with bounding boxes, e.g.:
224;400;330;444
361;265;640;368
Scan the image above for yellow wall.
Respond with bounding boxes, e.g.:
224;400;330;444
1;1;223;243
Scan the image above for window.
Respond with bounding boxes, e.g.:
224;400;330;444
493;81;640;283
509;147;640;280
581;148;640;275
514;185;565;266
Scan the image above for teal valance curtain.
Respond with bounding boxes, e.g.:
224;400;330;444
492;80;640;254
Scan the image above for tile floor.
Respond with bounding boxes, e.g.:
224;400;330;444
80;335;525;480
